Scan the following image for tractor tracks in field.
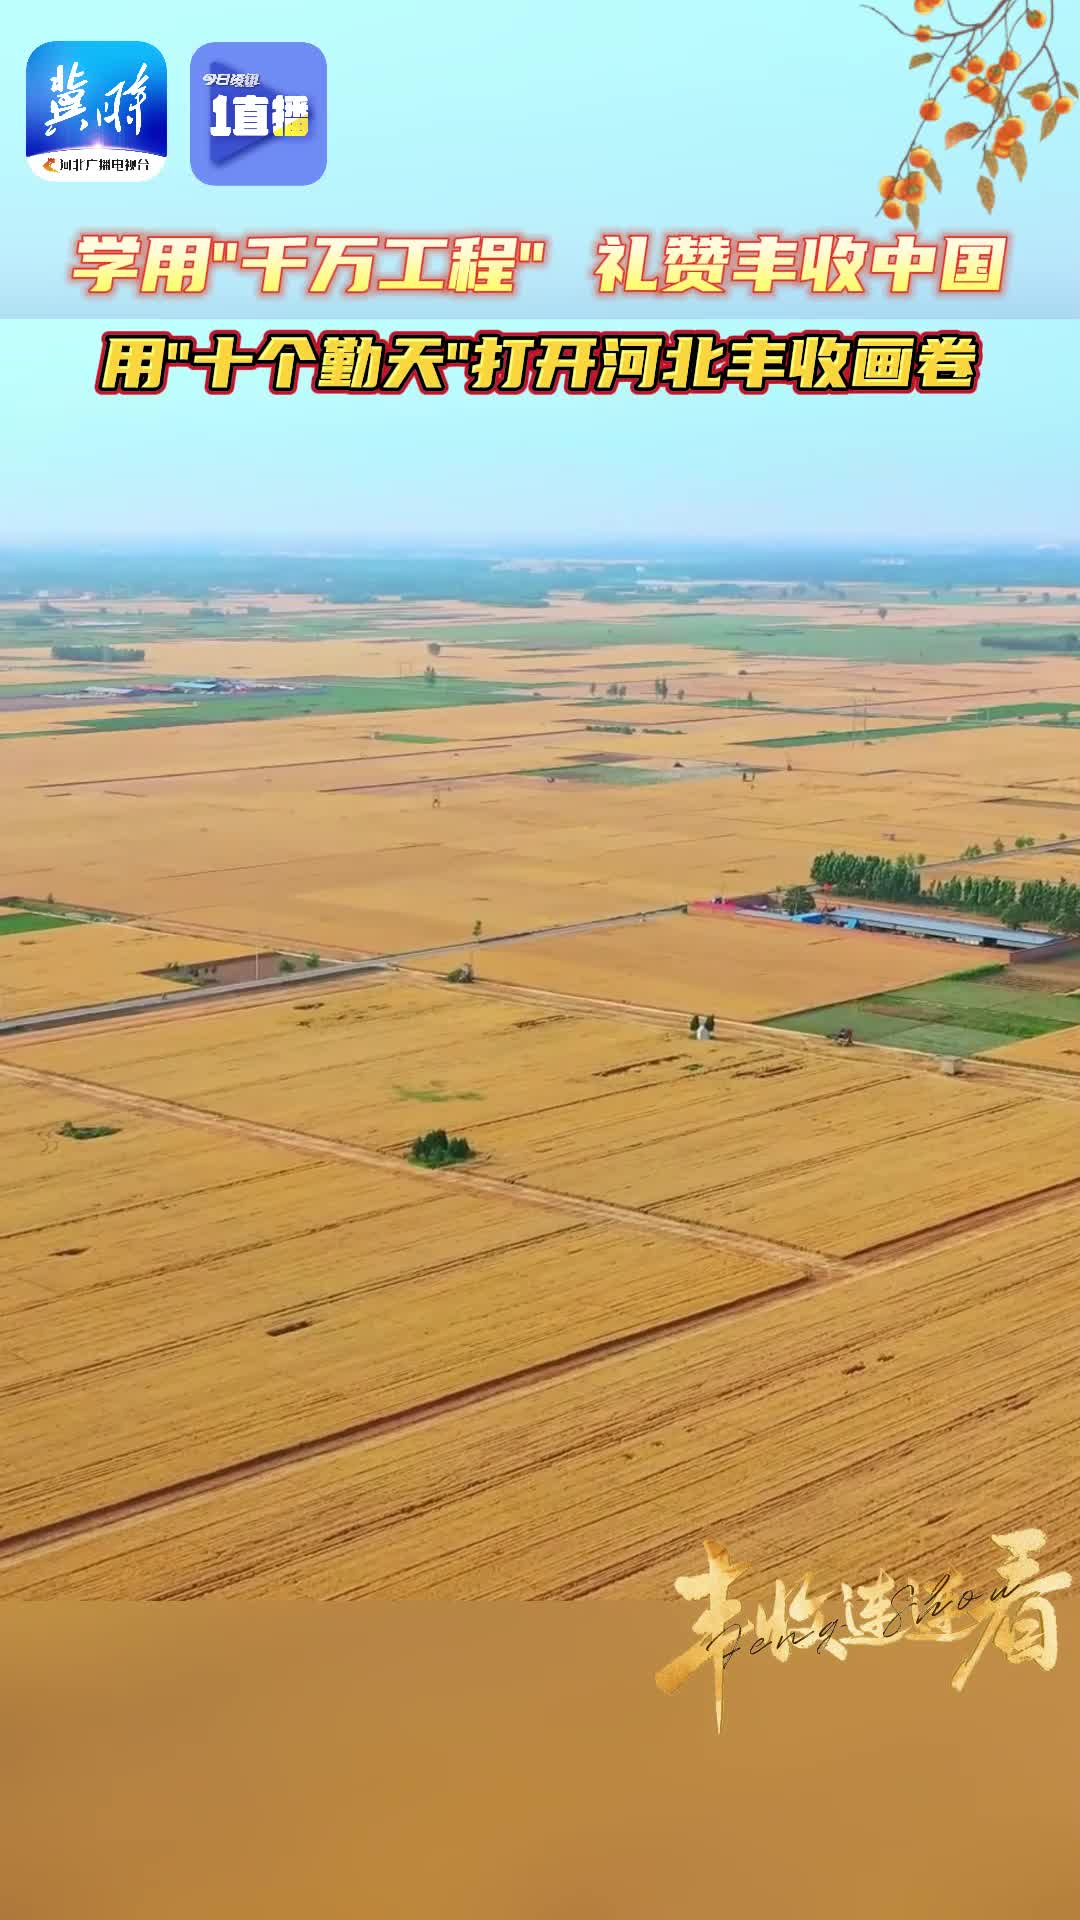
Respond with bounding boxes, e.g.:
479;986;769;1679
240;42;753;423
5;1151;1080;1576
0;1261;833;1572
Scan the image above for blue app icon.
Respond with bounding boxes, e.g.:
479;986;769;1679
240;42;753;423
26;41;166;178
190;43;326;186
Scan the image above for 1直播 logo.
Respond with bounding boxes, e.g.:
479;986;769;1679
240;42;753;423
26;41;166;179
190;43;326;186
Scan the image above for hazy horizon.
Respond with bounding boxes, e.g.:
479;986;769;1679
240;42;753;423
3;537;1078;556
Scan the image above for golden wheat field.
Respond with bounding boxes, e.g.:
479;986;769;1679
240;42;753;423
985;1028;1080;1072
417;913;969;1018
0;703;184;734
1;758;1050;959
4;1193;1077;1601
14;976;1080;1267
0;923;257;1017
0;979;828;1139
766;722;1080;788
931;851;1080;889
0;778;764;951
3;599;1080;1602
0;1068;802;1543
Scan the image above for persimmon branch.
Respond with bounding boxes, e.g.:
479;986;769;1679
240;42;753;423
868;0;1073;221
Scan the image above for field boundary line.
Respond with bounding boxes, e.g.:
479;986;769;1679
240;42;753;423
9;934;1080;1115
386;970;994;1067
0;907;687;1036
25;724;636;791
850;1173;1080;1265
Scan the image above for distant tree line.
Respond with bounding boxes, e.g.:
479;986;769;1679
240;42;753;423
8;547;1080;603
809;848;1080;932
925;873;1080;933
981;634;1079;652
51;642;145;662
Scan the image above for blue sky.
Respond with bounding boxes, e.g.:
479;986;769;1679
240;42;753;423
2;3;1077;541
1;318;1074;544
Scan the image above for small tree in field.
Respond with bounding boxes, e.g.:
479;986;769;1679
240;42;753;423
409;1129;475;1169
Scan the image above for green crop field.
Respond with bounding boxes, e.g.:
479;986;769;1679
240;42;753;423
370;731;452;744
753;703;1080;749
0;911;80;937
517;762;663;786
421;616;1080;665
766;969;1080;1059
7;606;1075;667
393;1086;485;1104
37;676;536;735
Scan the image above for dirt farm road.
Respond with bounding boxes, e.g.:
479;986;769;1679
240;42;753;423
0;903;689;1037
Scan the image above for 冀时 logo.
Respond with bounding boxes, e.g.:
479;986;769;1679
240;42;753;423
26;41;166;179
190;43;326;186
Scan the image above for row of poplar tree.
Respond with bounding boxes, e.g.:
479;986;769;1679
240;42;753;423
809;851;922;901
809;850;1080;933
